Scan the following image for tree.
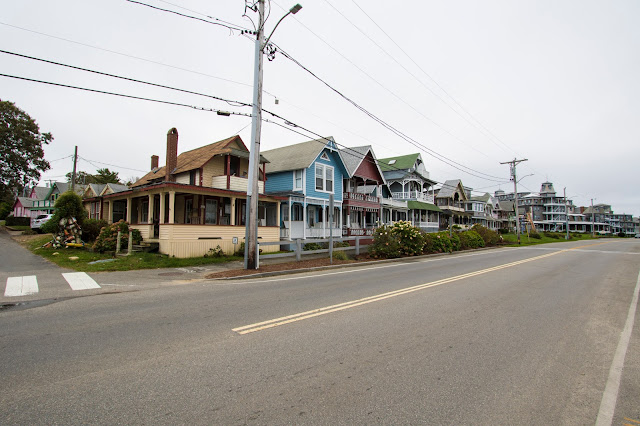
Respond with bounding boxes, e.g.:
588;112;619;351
0;100;52;203
66;168;121;185
94;168;121;184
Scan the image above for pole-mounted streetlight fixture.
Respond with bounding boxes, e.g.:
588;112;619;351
245;1;302;270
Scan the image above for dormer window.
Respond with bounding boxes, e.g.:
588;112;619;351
388;159;396;165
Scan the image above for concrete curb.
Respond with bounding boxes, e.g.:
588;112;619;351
214;246;500;280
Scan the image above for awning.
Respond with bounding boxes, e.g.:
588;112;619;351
407;201;442;212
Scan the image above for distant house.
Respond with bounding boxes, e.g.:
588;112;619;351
378;153;441;233
435;179;469;229
263;137;348;240
12;186;55;218
98;128;280;257
339;146;386;237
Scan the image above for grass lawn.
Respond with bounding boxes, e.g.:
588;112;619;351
6;225;32;232
501;232;599;246
24;235;242;272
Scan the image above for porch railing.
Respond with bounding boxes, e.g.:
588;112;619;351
392;191;434;203
344;192;379;203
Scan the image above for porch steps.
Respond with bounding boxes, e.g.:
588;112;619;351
132;242;159;253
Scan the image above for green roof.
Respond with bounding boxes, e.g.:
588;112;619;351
407;200;442;212
378;153;420;171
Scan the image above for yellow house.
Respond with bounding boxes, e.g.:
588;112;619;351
100;128;280;257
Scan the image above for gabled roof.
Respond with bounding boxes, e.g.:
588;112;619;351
32;186;49;200
100;183;129;196
132;135;261;188
16;197;33;208
378;153;420;171
84;184;106;198
262;137;336;174
339;145;386;183
436;179;468;201
407;200;442;212
45;182;85;199
470;193;492;203
498;200;515;212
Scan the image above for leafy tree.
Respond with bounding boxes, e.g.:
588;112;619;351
66;168;121;185
94;168;121;184
0;100;52;203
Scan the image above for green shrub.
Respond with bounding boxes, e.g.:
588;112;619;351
40;217;58;234
333;241;350;248
529;232;542;239
82;218;108;242
459;230;485;249
369;224;401;259
424;232;453;253
52;191;87;225
332;250;349;261
303;242;323;251
204;245;224;258
618;232;626;238
92;220;142;253
0;202;11;220
449;232;461;251
6;216;30;226
471;224;500;246
235;241;245;256
543;232;560;239
497;228;509;234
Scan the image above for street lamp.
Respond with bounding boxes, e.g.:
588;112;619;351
245;1;302;270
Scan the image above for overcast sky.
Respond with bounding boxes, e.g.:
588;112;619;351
2;0;639;216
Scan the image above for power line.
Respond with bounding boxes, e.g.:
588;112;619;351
125;0;249;33
0;73;253;117
0;49;252;109
78;156;148;173
273;44;505;182
0;21;278;100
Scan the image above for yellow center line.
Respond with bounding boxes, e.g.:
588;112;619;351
234;241;617;335
624;417;640;424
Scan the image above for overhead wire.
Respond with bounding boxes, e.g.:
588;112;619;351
272;44;506;182
0;22;279;100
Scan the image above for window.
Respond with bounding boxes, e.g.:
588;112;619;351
185;199;193;224
205;199;217;224
141;199;149;223
320;152;330;161
189;170;197;185
315;163;333;192
294;169;303;190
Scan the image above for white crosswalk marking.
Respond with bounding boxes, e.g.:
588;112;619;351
62;272;101;290
4;276;39;297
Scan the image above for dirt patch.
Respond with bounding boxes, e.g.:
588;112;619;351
11;233;51;246
205;256;373;279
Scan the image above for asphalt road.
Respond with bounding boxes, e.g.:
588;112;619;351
1;238;639;424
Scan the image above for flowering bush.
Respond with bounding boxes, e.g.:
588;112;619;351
423;232;454;253
458;230;485;249
92;220;142;253
369;224;401;259
391;221;424;256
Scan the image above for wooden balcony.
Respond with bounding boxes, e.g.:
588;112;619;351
211;175;264;194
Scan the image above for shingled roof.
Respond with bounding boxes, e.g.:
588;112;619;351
262;137;335;174
132;135;264;187
378;153;420;172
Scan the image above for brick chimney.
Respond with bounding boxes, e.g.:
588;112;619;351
151;155;159;170
165;128;178;182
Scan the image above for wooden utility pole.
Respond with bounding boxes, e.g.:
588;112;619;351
71;146;78;191
500;158;528;244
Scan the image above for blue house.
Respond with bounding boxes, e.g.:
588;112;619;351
262;137;348;240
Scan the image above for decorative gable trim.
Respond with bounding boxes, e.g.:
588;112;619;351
320;152;330;161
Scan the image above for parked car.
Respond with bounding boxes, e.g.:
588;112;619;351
31;213;53;232
635;233;640;238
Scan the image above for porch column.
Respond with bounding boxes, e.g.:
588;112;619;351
339;205;342;230
126;197;132;223
107;201;113;224
323;200;326;238
168;191;175;224
303;199;307;239
148;193;155;237
159;192;166;224
288;197;292;241
230;197;236;225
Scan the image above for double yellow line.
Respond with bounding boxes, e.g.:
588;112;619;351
233;250;567;335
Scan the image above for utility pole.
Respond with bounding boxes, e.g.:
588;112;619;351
591;198;595;237
244;2;302;269
244;0;266;270
71;145;78;192
564;187;569;240
501;158;527;244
